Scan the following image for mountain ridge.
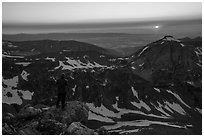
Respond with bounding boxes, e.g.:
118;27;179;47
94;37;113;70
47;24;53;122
2;35;202;135
127;36;202;85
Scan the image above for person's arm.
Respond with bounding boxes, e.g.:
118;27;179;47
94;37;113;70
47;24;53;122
56;79;60;86
65;79;68;86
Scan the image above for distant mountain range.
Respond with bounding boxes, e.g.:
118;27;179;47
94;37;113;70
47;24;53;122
2;33;162;56
3;33;201;57
2;33;156;41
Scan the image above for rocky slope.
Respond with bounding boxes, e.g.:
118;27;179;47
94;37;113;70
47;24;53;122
2;39;122;106
2;101;98;135
2;37;202;134
127;36;201;86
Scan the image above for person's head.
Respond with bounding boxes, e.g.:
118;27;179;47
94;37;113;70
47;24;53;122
60;73;65;79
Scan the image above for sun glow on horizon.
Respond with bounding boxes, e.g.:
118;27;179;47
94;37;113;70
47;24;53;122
155;25;160;29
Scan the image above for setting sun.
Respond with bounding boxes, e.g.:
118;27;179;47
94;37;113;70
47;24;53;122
155;25;159;29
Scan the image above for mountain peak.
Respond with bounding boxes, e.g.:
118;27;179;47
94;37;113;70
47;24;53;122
128;35;201;84
162;35;181;42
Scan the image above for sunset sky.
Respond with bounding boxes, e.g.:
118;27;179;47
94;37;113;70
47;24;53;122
2;2;202;37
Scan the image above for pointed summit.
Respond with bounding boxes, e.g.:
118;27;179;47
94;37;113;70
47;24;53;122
128;36;201;84
162;35;181;42
159;36;184;47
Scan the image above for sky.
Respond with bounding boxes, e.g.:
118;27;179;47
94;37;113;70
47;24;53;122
2;2;202;37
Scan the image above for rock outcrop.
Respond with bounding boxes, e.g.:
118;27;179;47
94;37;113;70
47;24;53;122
2;101;94;135
66;122;97;135
17;104;42;119
43;101;89;125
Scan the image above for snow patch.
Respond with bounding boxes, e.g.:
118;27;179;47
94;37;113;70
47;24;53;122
194;47;202;57
165;101;186;115
139;63;144;67
119;129;139;134
99;55;105;58
131;101;151;111
113;101;168;119
163;36;181;42
131;87;151;111
21;70;30;81
166;90;190;108
88;111;114;123
72;85;77;95
196;63;202;67
154;88;161;93
151;102;171;117
86;85;89;89
3;76;18;87
118;58;124;60
8;44;18;48
3;54;24;58
2;76;33;105
45;57;55;62
163;104;174;113
103;120;187;131
109;59;116;62
20;90;34;100
54;57;110;70
63;49;71;52
195;108;202;114
83;55;89;59
138;46;149;57
131;86;139;98
131;66;136;70
180;43;185;47
86;103;116;118
15;62;31;67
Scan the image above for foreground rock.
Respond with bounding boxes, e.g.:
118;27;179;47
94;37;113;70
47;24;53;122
2;101;93;135
17;104;42;119
66;122;97;135
43;101;89;125
38;119;67;135
2;123;15;135
2;113;16;123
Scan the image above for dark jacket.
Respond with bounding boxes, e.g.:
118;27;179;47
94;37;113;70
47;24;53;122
56;78;68;94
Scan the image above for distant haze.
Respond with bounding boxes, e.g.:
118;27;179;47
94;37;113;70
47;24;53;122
2;2;202;37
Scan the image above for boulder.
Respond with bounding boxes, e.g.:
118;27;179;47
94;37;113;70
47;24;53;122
17;104;42;119
2;103;17;117
9;118;40;135
38;119;67;135
96;126;110;135
39;97;57;106
18;127;40;135
33;104;49;111
2;113;16;123
3;101;91;135
2;123;15;135
43;101;89;125
33;104;48;109
66;122;97;135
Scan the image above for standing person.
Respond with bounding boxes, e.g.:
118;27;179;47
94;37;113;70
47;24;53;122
66;72;74;101
56;73;68;110
75;79;83;101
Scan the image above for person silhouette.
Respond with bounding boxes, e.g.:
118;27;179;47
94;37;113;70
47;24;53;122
56;73;68;110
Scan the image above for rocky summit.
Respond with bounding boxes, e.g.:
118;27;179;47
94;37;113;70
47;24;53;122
2;36;202;135
128;36;201;85
2;101;98;135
